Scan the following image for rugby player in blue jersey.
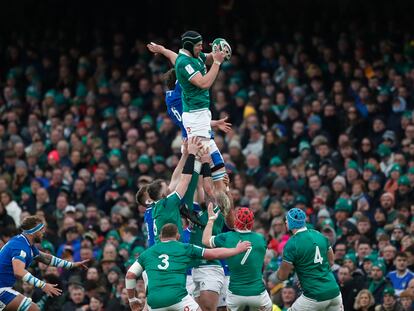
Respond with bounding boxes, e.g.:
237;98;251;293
0;216;88;311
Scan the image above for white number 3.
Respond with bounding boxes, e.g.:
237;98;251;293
314;246;323;264
158;254;169;270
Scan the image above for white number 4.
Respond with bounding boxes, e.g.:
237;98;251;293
158;254;169;270
314;246;323;264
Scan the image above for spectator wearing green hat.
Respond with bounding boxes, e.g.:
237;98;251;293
138;154;152;175
395;175;413;205
375;287;404;311
334;197;353;236
153;155;170;180
384;164;402;194
367;261;392;305
377;143;394;174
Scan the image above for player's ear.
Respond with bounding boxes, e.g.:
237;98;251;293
176;233;180;241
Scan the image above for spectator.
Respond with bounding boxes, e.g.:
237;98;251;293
353;289;376;311
387;252;414;296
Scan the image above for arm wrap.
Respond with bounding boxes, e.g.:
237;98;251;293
182;154;196;174
201;163;211;178
22;272;46;288
50;256;73;269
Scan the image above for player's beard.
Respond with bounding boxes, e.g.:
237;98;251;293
33;235;42;243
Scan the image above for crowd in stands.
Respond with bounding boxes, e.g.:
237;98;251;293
0;7;414;311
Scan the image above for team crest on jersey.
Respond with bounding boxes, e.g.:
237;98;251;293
20;250;27;258
187;127;191;134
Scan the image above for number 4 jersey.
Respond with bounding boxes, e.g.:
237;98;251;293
137;240;205;309
282;228;340;301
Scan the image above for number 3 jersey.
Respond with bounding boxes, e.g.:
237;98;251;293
211;231;267;296
282;228;340;301
138;240;205;308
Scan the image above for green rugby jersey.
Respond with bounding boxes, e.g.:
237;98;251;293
282;228;340;301
138;240;204;308
175;50;210;112
212;231;267;296
190;206;224;267
152;192;182;243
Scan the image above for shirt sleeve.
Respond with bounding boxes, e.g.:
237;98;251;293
211;232;227;248
199;52;207;63
165;191;182;210
32;246;40;258
11;248;28;264
137;252;145;269
177;58;199;81
187;243;205;258
282;239;295;265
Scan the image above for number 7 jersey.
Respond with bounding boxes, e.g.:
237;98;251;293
282;228;340;301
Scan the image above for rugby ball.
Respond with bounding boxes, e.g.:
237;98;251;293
212;38;232;61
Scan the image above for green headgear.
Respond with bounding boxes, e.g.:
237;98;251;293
181;30;203;57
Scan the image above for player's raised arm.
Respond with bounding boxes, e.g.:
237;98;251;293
35;251;89;270
175;137;202;198
12;256;62;297
147;42;178;65
202;202;219;247
187;49;225;90
168;139;189;193
200;147;214;198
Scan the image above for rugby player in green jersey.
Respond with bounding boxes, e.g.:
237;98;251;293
274;208;344;311
202;204;273;311
125;223;251;311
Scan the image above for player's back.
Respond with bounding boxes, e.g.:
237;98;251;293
213;231;266;296
152;192;182;243
283;228;339;301
144;204;155;247
139;240;204;308
0;235;36;287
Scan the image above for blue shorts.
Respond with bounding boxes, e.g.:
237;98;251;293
0;287;19;307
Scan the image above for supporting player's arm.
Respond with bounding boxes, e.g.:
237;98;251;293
175;137;202;198
200;148;214;198
202;203;219;247
147;42;178;65
168;140;189;193
35;251;89;270
125;261;144;311
203;240;251;260
275;261;294;282
12;258;62;296
189;50;225;90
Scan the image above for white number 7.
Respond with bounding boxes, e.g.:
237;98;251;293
241;247;252;265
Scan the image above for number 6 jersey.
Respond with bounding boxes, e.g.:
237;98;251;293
282;227;340;301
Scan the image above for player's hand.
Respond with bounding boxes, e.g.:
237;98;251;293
207;202;219;221
147;42;165;55
236;240;252;253
72;259;90;270
223;174;230;187
42;283;62;297
187;137;202;155
129;298;143;311
200;147;210;164
212;49;225;64
211;117;232;133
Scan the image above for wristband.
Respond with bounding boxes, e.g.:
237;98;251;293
214;60;221;66
201;163;211;178
22;272;46;288
128;297;140;304
50;256;73;269
182;154;195;174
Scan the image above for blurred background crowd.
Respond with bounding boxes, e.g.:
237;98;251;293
0;0;413;310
